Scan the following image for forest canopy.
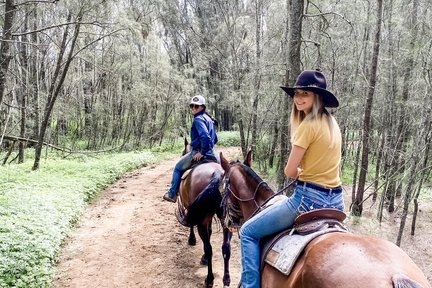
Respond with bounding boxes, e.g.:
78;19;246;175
0;0;431;226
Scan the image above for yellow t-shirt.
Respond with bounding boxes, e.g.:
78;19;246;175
293;115;342;188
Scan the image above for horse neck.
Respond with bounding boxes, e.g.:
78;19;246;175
239;174;274;221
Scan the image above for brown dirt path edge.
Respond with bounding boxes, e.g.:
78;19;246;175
53;146;432;287
53;147;242;288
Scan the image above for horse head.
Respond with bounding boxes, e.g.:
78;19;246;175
220;151;274;230
182;136;191;156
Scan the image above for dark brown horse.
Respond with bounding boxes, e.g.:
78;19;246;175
175;141;232;287
220;151;431;288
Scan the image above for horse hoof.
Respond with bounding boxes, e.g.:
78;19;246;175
200;255;208;265
223;275;231;287
204;279;214;288
188;238;196;246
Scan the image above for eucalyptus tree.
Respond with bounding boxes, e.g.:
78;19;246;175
31;0;124;169
0;0;17;151
0;0;16;109
275;0;303;188
32;8;82;170
364;0;432;228
381;0;421;213
0;0;60;162
67;0;188;149
156;0;250;144
351;0;384;216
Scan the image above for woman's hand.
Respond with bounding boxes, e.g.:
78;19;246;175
193;152;203;161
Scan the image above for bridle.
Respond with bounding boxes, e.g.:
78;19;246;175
221;163;269;228
221;162;297;230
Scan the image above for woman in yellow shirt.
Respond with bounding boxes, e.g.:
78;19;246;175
239;70;344;288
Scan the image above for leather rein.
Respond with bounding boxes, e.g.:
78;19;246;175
221;163;296;225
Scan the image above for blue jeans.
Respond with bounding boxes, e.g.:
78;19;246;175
166;149;217;198
239;182;345;288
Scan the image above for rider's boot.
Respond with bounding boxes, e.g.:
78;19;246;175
163;192;177;203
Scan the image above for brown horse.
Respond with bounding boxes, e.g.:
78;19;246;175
175;141;232;287
220;151;431;288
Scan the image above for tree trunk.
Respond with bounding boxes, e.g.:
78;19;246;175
351;138;361;204
411;80;432;235
33;13;83;170
373;121;386;202
277;0;303;189
0;0;16;109
379;0;398;217
17;12;29;163
352;0;383;216
269;123;278;168
250;0;262;153
83;53;94;140
30;7;40;143
396;145;418;246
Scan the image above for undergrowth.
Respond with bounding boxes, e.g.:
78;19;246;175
0;132;236;287
0;150;159;288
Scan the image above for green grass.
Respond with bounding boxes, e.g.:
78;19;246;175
217;131;241;147
0;132;241;288
0;150;160;288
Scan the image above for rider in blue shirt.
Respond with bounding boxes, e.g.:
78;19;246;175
163;95;218;203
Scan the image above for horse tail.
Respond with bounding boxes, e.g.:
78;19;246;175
182;171;223;227
392;273;424;288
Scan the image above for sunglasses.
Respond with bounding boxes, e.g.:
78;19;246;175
190;104;201;109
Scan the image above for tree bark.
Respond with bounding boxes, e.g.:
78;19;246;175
33;12;83;170
250;0;262;153
18;8;30;163
0;0;16;109
277;0;303;189
29;7;40;143
352;0;383;216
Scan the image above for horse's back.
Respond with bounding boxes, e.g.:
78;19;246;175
190;162;224;180
180;162;224;208
263;232;431;288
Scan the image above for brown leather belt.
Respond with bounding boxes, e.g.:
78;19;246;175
297;180;342;194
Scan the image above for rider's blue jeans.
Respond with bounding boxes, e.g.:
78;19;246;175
166;149;218;198
239;182;345;288
166;150;197;198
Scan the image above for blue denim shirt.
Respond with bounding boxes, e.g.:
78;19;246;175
189;110;218;157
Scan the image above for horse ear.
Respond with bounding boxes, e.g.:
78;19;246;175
244;150;252;167
220;152;230;172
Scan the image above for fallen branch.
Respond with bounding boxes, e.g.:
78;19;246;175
1;135;123;158
2;135;72;153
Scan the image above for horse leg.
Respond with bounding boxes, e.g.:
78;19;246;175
199;219;213;265
188;226;197;246
221;226;232;287
197;222;214;288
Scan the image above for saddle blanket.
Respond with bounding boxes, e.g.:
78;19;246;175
264;226;347;276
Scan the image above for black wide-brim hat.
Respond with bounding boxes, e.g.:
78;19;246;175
280;70;339;108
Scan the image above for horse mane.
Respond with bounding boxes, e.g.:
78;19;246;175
236;162;274;193
392;273;425;288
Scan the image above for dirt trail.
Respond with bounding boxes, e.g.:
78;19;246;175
53;147;242;288
53;146;432;287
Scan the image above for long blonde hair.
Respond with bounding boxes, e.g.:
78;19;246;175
290;92;337;148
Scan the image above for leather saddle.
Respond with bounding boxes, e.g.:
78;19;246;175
181;157;219;180
261;208;348;275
